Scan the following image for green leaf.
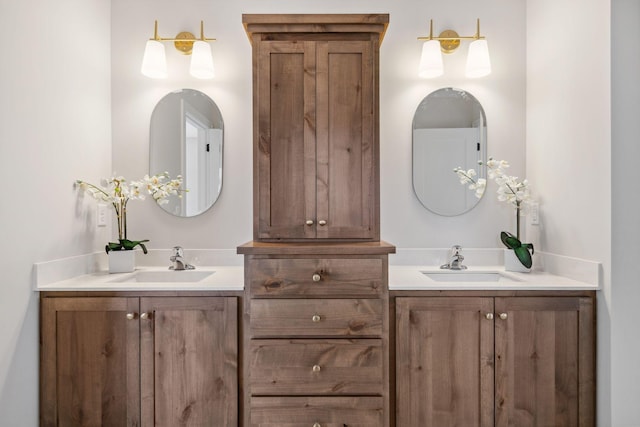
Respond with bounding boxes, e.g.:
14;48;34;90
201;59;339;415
105;239;149;254
522;242;535;255
513;246;533;268
500;231;521;249
105;241;124;253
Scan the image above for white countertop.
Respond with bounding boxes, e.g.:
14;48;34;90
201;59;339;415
389;265;598;291
34;248;600;292
36;265;597;292
36;266;245;292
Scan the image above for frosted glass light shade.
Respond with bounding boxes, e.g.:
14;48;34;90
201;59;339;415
190;41;215;79
141;40;167;79
466;39;491;78
418;40;444;78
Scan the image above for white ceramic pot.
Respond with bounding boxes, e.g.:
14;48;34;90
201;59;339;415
108;250;136;273
504;248;531;273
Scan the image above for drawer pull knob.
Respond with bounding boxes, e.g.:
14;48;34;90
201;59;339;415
140;312;151;320
485;313;494;320
312;273;321;282
318;220;327;226
306;220;314;226
313;423;321;427
126;313;136;320
312;314;321;323
312;364;321;373
499;312;508;320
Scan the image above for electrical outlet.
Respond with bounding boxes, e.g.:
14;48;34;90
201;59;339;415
97;204;108;227
530;201;539;225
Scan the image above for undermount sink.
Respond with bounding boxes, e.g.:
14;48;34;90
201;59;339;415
109;270;214;283
422;271;521;283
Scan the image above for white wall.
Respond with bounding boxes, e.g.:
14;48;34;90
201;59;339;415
526;0;612;424
611;0;640;424
0;0;112;424
1;0;625;424
111;0;526;252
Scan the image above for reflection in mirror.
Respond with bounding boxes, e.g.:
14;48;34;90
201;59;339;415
412;87;487;216
150;89;223;217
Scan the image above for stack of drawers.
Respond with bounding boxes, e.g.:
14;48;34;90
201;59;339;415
245;256;389;427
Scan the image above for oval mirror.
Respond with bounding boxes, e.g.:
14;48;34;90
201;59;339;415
150;89;223;217
412;87;487;216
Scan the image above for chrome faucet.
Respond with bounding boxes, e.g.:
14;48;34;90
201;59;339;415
440;245;467;270
169;246;195;270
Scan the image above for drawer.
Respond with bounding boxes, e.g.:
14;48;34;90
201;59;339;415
250;299;383;338
250;396;384;427
248;258;383;297
250;339;383;395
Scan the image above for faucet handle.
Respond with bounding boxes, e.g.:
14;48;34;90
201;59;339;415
172;246;184;257
451;245;463;255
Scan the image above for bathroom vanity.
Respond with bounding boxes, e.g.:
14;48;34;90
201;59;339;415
38;269;596;427
39;13;595;427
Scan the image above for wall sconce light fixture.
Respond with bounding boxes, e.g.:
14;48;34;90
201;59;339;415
417;19;491;78
141;20;216;79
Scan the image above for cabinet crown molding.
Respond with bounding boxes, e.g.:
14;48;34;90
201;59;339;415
242;14;389;44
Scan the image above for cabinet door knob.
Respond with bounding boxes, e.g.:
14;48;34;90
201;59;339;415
312;364;321;373
485;313;494;320
306;220;314;226
140;312;151;320
499;313;508;320
318;220;327;226
313;423;321;427
312;314;321;323
126;312;136;320
312;273;321;282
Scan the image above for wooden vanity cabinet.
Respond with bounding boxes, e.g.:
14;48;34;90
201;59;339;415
394;292;596;427
40;293;239;427
243;14;388;241
239;243;394;427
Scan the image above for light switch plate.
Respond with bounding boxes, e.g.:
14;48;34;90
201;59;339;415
530;201;539;225
97;204;108;227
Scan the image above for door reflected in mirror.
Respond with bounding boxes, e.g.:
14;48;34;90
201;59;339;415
150;89;223;217
412;87;487;216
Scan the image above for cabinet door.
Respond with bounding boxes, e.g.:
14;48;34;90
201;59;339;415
316;40;377;239
40;297;140;427
256;40;317;240
494;297;595;427
396;297;494;427
140;297;238;427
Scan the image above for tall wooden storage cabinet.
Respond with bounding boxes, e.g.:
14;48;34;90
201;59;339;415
240;14;394;427
246;14;386;242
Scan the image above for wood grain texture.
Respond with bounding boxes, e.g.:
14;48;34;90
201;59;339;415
316;40;376;240
238;240;395;255
250;19;383;242
250;339;382;395
256;40;316;240
250;396;384;427
494;297;587;427
140;297;238;427
242;14;390;45
40;297;140;427
250;298;382;338
395;297;495;427
248;257;383;297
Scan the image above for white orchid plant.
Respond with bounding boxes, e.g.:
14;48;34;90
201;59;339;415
454;158;534;268
76;173;184;253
